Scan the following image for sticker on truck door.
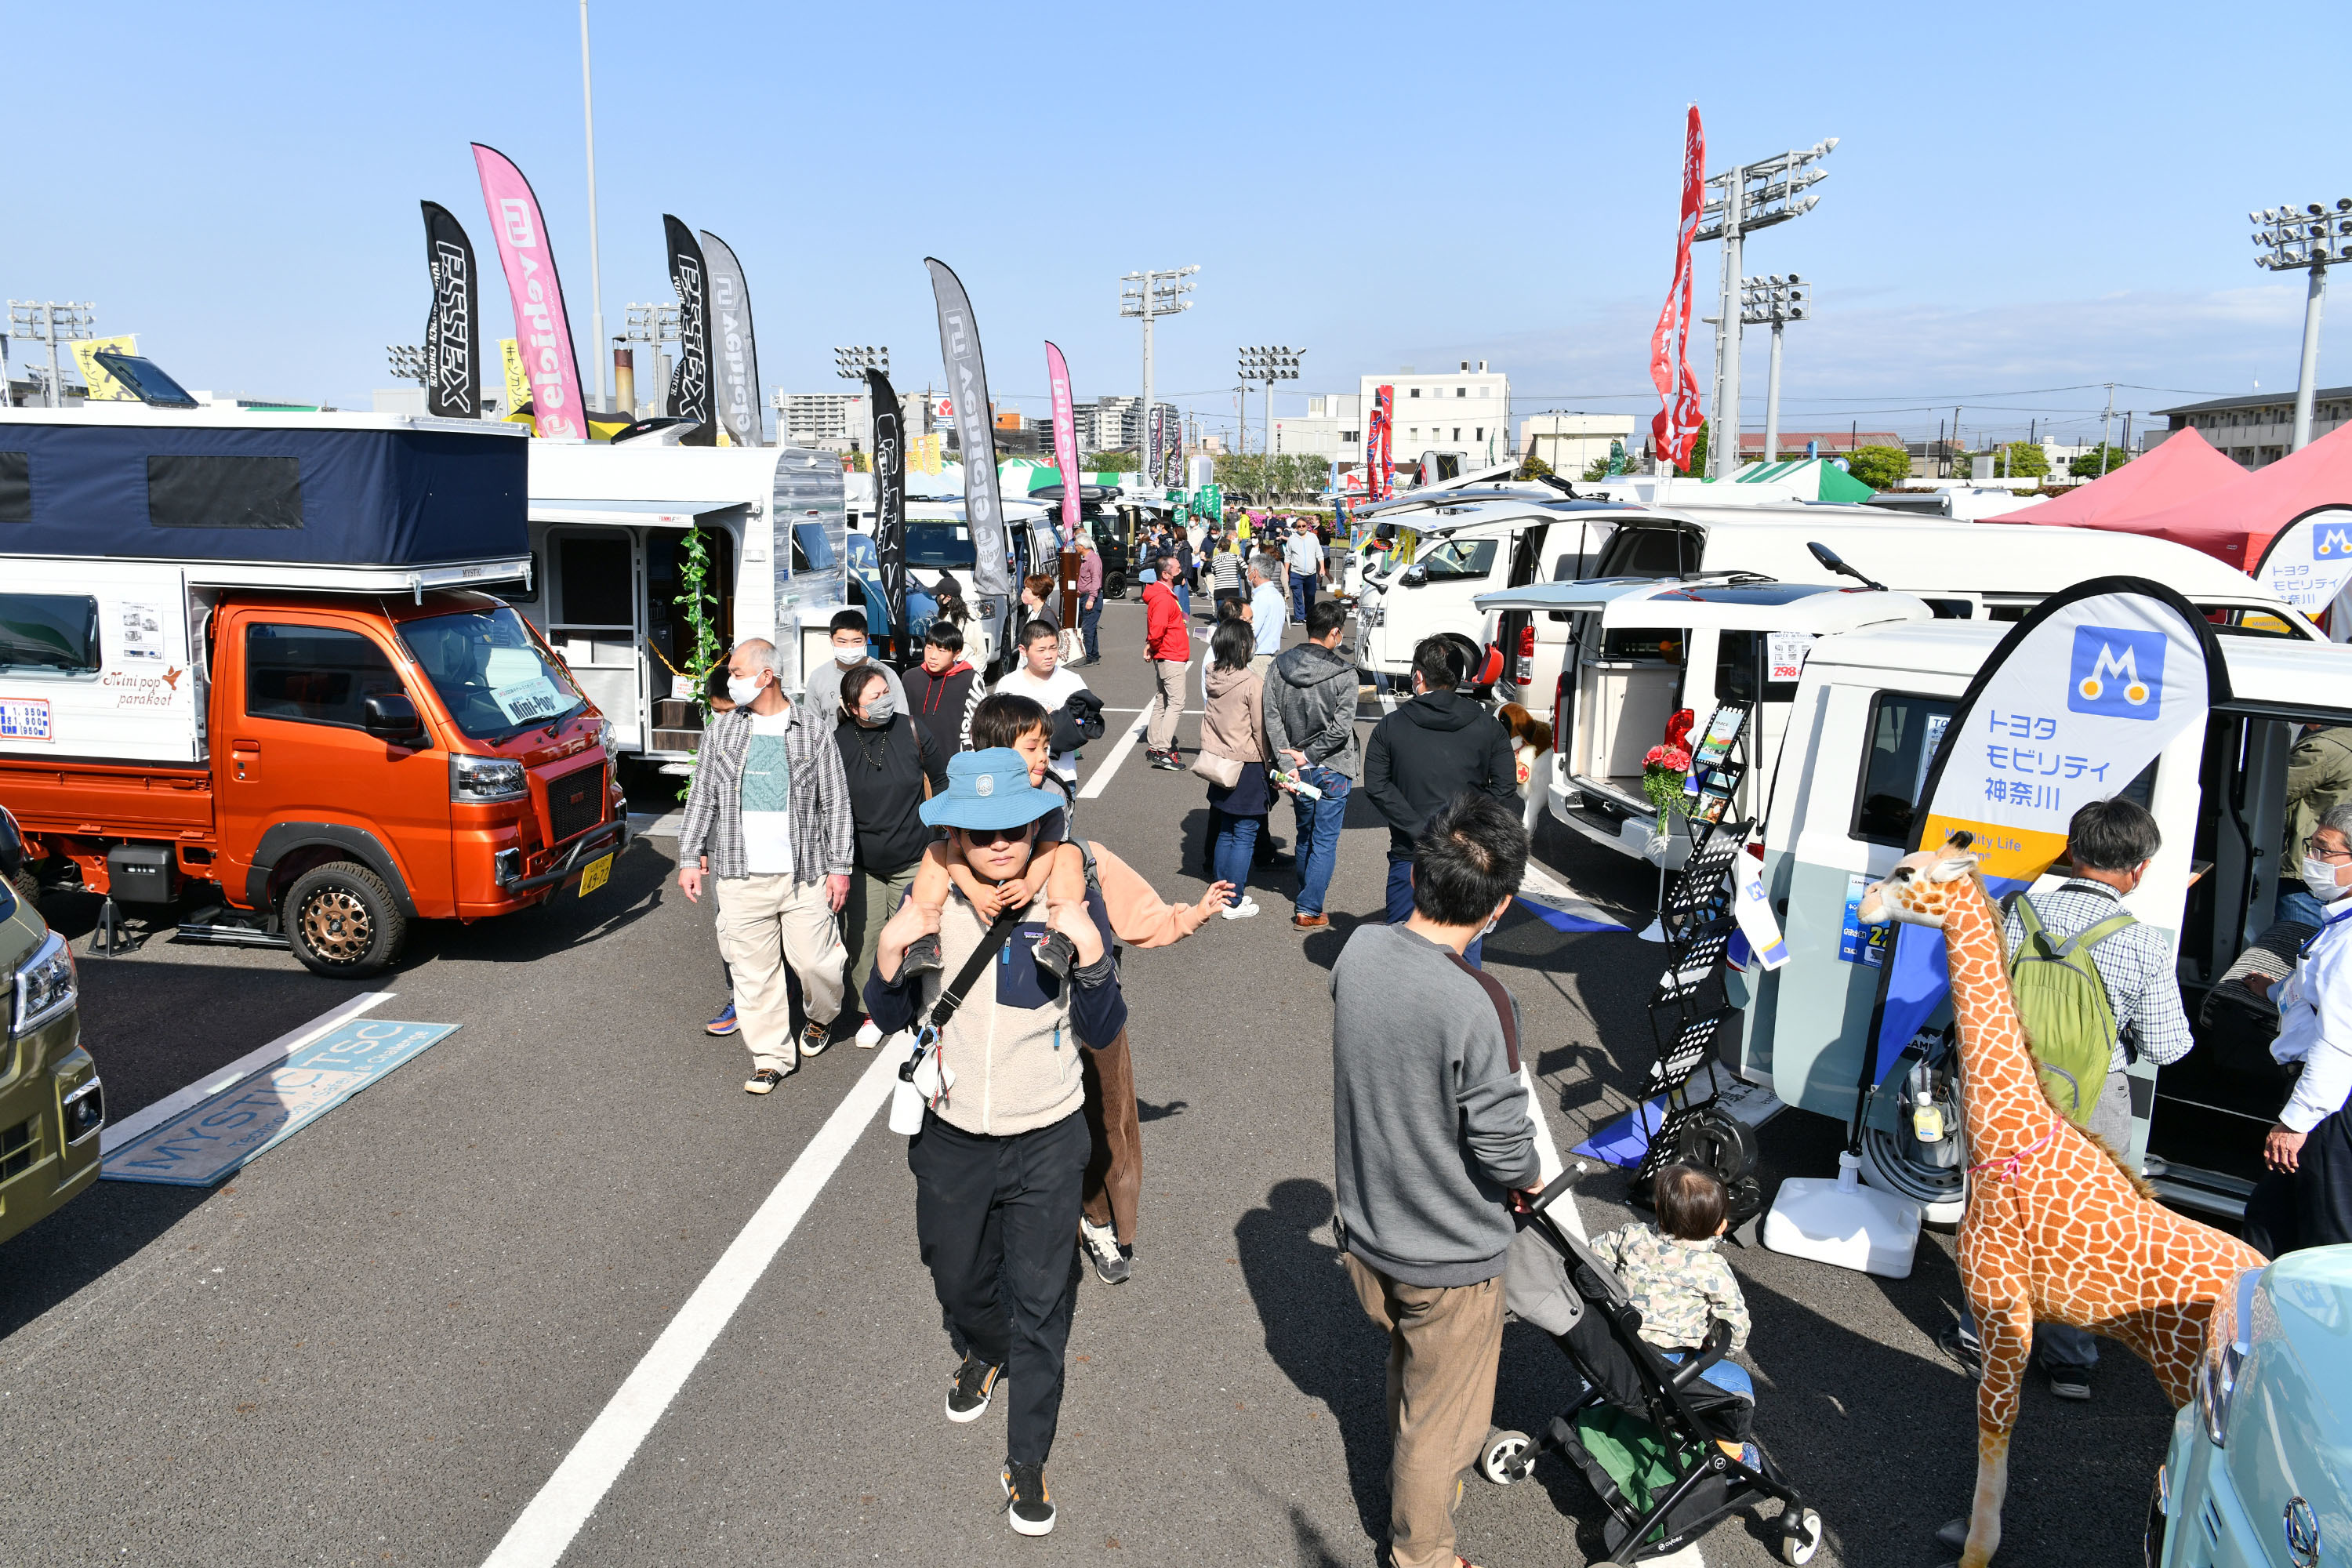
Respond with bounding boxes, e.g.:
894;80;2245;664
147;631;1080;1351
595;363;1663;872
0;697;52;740
119;600;167;661
1838;872;1890;967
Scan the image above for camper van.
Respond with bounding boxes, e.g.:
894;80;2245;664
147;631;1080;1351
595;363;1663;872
521;441;848;764
0;407;623;978
1728;615;2352;1223
1472;518;2314;867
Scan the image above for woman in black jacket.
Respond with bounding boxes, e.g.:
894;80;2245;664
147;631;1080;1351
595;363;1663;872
836;662;951;1047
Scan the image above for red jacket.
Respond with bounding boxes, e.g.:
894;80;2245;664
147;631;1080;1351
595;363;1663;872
1143;580;1190;662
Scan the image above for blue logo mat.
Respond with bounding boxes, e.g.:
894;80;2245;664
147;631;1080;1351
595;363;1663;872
101;1018;459;1187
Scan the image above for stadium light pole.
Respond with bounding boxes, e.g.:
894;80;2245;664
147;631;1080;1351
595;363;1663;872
1121;265;1196;478
579;0;608;414
1696;139;1835;477
387;345;429;388
623;303;681;416
1237;347;1302;466
1740;275;1810;464
8;301;96;409
2255;198;2352;453
833;346;888;452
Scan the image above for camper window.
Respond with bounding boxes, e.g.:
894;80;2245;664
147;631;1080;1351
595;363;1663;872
1602;627;1682;663
0;593;100;676
245;625;406;731
402;605;585;740
905;522;975;569
1414;536;1497;581
1599;526;1697;579
0;451;28;523
1852;692;1958;846
791;522;837;572
556;536;632;628
148;455;303;531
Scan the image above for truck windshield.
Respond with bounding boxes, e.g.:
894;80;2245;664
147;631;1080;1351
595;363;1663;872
401;604;586;741
906;521;975;569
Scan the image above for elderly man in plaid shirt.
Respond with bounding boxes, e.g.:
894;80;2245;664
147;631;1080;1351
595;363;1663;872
677;639;855;1094
1940;794;2194;1403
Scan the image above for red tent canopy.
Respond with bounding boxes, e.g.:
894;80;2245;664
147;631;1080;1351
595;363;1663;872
1985;427;2245;528
2077;419;2352;572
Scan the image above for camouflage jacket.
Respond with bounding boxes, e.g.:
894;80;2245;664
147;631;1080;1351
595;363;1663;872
1590;1222;1751;1355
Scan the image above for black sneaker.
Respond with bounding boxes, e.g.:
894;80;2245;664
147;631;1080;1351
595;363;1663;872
799;1019;833;1058
1033;930;1077;982
946;1352;1000;1423
2047;1365;2092;1401
1001;1461;1056;1536
1936;1323;1982;1380
1080;1217;1131;1284
1149;750;1185;771
744;1066;792;1095
901;932;945;976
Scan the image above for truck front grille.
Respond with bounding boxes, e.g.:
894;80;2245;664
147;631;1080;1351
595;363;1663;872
545;761;607;846
0;1116;35;1181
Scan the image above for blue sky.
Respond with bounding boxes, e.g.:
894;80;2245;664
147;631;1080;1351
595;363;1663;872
11;0;2347;448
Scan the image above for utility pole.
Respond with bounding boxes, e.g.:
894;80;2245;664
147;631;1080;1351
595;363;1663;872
2253;200;2349;453
2100;383;2116;470
7;302;96;409
1121;266;1196;481
1951;405;1962;478
1696;137;1836;477
579;0;608;414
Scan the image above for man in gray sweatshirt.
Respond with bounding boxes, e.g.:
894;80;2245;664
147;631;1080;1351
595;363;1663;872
1330;790;1539;1568
1265;597;1359;929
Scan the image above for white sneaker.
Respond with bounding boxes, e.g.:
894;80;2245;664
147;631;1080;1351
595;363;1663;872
1221;897;1261;920
855;1018;884;1049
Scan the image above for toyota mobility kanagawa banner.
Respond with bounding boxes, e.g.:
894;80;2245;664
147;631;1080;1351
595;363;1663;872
662;216;715;446
925;259;1011;601
868;366;906;641
1649;106;1706;473
1864;578;2227;1096
1046;342;1080;543
2254;510;2352;634
470;144;586;440
699;228;760;449
419;201;478;419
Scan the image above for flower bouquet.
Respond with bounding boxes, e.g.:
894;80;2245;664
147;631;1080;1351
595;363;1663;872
1642;743;1693;820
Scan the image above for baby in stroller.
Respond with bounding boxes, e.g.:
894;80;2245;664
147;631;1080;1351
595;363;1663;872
1488;1166;1820;1565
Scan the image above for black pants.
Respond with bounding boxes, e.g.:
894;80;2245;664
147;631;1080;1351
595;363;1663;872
2245;1102;2352;1258
909;1107;1089;1465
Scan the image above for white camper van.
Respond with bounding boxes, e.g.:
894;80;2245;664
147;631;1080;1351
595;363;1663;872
519;441;848;763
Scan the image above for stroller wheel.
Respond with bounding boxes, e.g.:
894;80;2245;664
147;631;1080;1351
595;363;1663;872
1478;1428;1532;1486
1777;1504;1823;1564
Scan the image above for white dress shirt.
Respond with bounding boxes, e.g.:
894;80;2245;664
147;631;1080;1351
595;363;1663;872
2273;902;2352;1132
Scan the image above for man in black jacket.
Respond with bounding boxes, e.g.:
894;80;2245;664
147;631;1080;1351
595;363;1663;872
1363;636;1518;966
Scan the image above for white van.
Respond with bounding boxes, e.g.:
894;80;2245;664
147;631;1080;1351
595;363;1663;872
1733;618;2352;1222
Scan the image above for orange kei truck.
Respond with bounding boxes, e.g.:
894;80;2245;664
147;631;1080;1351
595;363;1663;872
0;407;626;977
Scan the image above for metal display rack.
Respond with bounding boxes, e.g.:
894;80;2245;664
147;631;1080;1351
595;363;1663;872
1631;702;1756;1194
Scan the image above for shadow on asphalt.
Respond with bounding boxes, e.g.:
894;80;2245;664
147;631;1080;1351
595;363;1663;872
0;1180;212;1341
74;957;375;1124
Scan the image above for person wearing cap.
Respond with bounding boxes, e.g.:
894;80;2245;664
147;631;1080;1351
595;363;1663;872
867;748;1129;1539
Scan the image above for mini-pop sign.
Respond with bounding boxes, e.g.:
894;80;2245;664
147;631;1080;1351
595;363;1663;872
119;600;166;662
0;697;53;741
1766;630;1816;684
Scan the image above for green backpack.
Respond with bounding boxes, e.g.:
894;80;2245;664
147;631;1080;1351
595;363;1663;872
2004;894;2134;1127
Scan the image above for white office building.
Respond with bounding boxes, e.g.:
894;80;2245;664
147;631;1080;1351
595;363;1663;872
1272;394;1358;460
1338;361;1511;470
1519;412;1637;477
775;391;868;448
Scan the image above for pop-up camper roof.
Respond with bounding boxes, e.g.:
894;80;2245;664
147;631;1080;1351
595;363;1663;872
0;405;528;569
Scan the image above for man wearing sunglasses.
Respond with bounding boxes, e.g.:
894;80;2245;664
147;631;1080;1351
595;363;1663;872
867;748;1128;1538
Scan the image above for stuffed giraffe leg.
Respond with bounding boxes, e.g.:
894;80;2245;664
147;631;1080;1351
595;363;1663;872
1959;1294;2031;1568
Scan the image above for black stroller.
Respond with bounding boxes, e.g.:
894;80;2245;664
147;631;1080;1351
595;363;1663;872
1479;1187;1822;1565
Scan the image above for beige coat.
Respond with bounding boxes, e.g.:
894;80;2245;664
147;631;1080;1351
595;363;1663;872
1200;662;1269;764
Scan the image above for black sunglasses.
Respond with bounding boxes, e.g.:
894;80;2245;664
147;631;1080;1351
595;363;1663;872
958;821;1038;848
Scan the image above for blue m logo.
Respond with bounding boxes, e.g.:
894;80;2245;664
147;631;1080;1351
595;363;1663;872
2315;524;2352;560
2067;625;2166;719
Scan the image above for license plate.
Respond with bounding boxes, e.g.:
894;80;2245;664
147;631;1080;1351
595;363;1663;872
577;854;612;898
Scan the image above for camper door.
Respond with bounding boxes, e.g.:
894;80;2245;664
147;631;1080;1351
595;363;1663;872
0;561;198;763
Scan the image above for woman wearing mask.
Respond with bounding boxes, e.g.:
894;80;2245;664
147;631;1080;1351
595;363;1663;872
1196;617;1272;921
835;662;951;1047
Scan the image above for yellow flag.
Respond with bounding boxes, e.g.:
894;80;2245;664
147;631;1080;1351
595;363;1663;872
499;339;531;418
71;335;140;401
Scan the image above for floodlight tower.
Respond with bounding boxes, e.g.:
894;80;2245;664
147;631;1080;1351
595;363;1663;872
623;303;682;416
1237;347;1302;461
1739;275;1811;464
1121;266;1196;473
2254;198;2352;453
1696;139;1835;477
387;345;429;386
7;301;96;409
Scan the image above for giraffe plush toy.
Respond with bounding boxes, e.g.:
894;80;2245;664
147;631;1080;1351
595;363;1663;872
1857;833;2264;1568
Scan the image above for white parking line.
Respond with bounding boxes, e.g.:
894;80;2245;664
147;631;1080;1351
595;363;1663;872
481;1036;912;1568
99;990;394;1154
1078;715;1153;800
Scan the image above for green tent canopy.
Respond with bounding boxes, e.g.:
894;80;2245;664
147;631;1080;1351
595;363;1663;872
1717;457;1877;502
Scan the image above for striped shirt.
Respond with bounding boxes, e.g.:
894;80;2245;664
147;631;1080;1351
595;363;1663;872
677;702;855;885
2002;880;2194;1073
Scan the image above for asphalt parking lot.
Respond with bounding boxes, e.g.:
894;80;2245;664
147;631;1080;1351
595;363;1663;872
0;597;2174;1568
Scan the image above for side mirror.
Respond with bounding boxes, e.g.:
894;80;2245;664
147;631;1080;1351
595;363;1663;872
1402;565;1429;587
0;805;23;879
365;692;426;742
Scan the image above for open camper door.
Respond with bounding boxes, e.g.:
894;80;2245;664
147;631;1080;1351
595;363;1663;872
0;561;198;764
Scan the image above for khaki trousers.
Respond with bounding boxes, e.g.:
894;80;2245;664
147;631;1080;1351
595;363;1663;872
1343;1255;1508;1568
715;873;846;1072
1146;659;1187;751
1079;1029;1141;1243
843;863;919;1014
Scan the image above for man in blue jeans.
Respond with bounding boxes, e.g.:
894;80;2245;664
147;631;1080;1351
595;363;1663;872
1283;520;1326;624
1266;599;1361;931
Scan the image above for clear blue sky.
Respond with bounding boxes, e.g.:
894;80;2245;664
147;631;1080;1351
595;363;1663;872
11;0;2347;448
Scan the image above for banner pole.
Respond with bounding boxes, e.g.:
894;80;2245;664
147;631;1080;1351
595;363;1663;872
579;0;608;416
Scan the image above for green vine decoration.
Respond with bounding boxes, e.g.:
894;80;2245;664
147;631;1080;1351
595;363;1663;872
673;526;724;801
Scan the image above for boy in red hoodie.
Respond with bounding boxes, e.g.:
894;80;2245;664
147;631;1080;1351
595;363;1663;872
902;619;982;758
1142;551;1191;769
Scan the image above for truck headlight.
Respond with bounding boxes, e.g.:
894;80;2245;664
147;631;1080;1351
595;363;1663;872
450;753;528;804
594;717;615;755
13;929;77;1037
2196;1266;2266;1447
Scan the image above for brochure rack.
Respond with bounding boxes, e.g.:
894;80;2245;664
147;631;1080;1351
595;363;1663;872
1631;702;1756;1192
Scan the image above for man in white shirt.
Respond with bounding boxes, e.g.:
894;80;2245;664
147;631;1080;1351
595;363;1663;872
989;619;1093;782
1247;554;1287;677
2251;800;2352;1253
1283;522;1326;625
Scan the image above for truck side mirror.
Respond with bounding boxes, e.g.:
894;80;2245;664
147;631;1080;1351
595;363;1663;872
0;805;23;879
1402;564;1428;587
365;692;426;743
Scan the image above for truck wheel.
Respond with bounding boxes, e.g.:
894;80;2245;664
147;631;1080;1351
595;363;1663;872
1106;572;1127;598
283;861;405;978
9;867;37;913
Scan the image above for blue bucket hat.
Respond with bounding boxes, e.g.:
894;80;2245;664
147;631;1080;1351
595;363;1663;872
919;748;1062;833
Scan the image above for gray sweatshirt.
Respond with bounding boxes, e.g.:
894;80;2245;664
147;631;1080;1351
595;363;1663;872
1330;923;1538;1287
1264;640;1360;780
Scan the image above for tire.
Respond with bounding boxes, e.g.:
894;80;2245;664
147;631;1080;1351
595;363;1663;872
1106;572;1126;598
1859;1119;1968;1225
9;867;37;913
1479;1428;1531;1486
283;860;405;978
1778;1505;1822;1565
1675;1105;1761;1183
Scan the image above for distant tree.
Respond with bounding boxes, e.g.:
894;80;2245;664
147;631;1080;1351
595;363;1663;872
2069;444;2129;480
1294;454;1331;495
1087;448;1138;473
1842;445;1913;492
1518;452;1557;481
1213;452;1266;499
1675;423;1709;477
1999;441;2050;478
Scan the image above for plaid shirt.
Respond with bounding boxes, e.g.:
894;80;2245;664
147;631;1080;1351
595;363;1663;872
2002;880;2194;1073
677;702;854;884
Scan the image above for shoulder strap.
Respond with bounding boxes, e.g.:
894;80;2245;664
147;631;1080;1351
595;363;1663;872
927;907;1025;1034
2061;911;2139;957
1446;952;1521;1073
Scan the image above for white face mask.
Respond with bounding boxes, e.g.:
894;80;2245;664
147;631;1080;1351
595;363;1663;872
725;673;763;706
2304;855;2349;902
833;645;865;666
